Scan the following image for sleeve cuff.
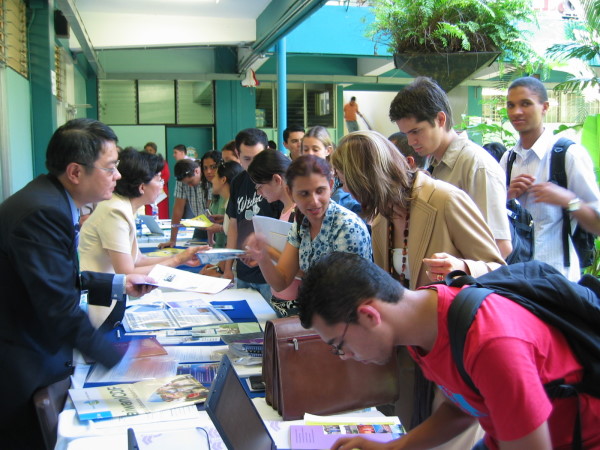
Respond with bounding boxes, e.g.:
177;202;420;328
111;274;127;302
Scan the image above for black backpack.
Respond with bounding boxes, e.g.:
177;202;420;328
443;261;600;449
505;154;534;264
549;137;597;268
505;138;597;267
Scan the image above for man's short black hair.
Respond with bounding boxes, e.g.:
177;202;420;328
114;149;165;198
173;144;187;152
389;77;453;130
46;118;118;176
508;76;548;103
283;124;305;143
297;252;404;329
235;128;268;152
174;159;200;181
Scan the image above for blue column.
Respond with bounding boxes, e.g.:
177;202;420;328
276;38;287;150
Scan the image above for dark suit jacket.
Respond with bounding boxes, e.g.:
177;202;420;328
0;174;121;426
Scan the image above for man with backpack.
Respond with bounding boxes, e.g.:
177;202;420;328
297;252;600;450
500;76;600;280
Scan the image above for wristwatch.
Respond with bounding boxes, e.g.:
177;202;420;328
567;197;582;213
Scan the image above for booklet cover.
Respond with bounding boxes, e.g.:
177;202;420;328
70;374;209;421
147;264;231;294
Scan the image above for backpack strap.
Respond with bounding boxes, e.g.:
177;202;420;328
549;137;576;267
448;287;494;396
506;151;517;187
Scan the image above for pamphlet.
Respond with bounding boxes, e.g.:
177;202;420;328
196;248;245;265
85;355;179;386
290;415;405;449
252;215;293;252
124;300;232;332
70;374;209;420
180;214;214;228
147;265;231;294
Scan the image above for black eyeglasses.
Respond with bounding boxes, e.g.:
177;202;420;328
330;322;350;356
76;160;120;174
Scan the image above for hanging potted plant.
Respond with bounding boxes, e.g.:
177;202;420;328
367;0;543;91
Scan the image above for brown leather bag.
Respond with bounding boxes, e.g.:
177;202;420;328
263;316;400;420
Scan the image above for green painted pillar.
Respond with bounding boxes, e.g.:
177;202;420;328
215;80;256;149
28;0;57;176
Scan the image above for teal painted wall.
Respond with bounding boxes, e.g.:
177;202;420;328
286;5;379;56
215;81;257;149
6;69;34;193
98;48;216;74
110;125;166;153
28;1;57;176
165;126;214;214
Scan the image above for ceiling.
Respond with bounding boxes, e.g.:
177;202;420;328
65;0;272;50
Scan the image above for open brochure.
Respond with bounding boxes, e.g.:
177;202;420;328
70;374;209;421
147;264;231;294
252;215;293;252
290;414;405;449
124;299;232;332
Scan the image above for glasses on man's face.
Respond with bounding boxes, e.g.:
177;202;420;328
77;160;120;175
330;322;350;356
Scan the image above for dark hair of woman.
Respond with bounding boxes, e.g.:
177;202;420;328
115;149;165;198
247;149;291;185
217;160;243;185
200;150;222;203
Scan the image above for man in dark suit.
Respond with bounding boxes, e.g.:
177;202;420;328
0;119;155;449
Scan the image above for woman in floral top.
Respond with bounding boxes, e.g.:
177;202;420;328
245;155;372;298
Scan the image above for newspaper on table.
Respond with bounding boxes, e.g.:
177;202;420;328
147;264;231;294
124;298;232;332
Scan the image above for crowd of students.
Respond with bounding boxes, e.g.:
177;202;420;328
2;75;600;449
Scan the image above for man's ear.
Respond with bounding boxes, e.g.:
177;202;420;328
436;111;447;129
357;301;382;328
541;101;550;116
65;162;83;185
406;156;415;168
328;178;334;190
273;173;283;186
139;183;145;195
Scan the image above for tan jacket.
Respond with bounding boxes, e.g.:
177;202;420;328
373;171;505;289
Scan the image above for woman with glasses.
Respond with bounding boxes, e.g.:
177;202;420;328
79;149;206;327
245;154;372;317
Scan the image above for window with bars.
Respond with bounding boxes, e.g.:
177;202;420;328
256;82;335;129
4;0;27;77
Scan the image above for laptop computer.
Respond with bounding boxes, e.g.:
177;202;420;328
139;215;165;236
205;356;281;450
